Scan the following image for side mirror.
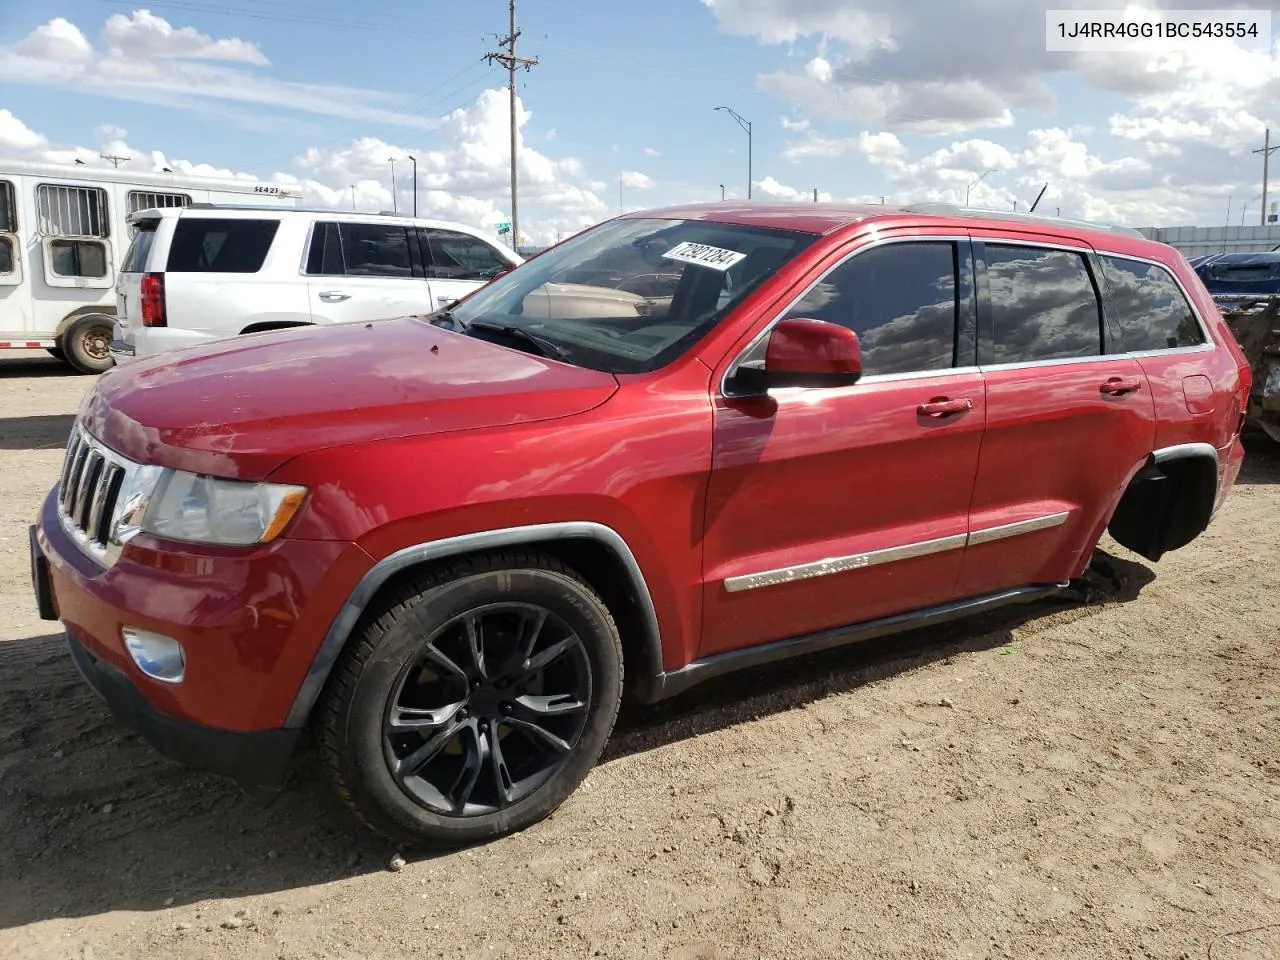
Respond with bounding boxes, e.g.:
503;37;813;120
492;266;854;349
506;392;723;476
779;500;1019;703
733;317;862;393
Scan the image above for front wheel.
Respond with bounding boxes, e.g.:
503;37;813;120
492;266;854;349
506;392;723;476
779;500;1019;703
62;315;115;374
318;551;623;847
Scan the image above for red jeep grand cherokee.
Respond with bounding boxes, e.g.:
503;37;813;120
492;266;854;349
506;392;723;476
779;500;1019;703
31;202;1251;845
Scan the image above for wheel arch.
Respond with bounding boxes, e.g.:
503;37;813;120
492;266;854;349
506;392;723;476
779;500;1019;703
1107;442;1220;562
55;308;117;339
283;522;665;730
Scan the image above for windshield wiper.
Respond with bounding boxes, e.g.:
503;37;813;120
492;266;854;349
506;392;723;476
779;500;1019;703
467;319;570;362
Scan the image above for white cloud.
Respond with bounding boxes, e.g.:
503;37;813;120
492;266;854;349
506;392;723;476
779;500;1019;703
0;12;437;129
16;18;92;61
755;176;832;202
619;170;656;189
95;124;128;140
101;10;268;65
0;90;610;245
643;147;661;157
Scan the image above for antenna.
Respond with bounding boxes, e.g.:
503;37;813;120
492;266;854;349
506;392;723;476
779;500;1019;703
99;153;130;169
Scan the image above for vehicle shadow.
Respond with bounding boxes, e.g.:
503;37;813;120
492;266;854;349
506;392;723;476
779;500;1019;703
0;356;82;380
0;413;76;450
1236;432;1280;484
0;552;1155;929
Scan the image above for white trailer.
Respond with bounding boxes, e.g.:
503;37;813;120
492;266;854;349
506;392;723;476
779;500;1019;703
0;161;300;372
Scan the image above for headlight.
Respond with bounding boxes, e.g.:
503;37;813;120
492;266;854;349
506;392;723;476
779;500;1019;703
141;471;308;546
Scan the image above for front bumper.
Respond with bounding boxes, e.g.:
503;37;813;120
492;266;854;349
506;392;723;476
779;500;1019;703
66;632;300;796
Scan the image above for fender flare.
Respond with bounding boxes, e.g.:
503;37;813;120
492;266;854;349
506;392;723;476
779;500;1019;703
56;309;118;339
282;521;666;729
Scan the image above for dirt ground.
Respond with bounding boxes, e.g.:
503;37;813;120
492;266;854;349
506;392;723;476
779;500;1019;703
1;349;1277;960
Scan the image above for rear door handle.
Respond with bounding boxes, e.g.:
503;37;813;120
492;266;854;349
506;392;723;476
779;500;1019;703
917;397;973;418
318;291;350;303
1100;377;1143;396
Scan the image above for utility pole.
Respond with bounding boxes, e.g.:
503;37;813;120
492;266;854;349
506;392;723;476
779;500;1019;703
487;0;538;251
99;153;129;168
1254;127;1279;225
349;184;356;210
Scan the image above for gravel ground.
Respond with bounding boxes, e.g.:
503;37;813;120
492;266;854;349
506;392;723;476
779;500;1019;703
1;349;1277;960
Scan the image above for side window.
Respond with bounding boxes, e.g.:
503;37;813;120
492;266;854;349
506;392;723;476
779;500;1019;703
36;184;109;238
338;223;416;278
305;222;345;275
167;218;279;273
781;241;958;376
419;228;510;280
0;180;16;283
36;184;112;286
1100;256;1206;351
984;245;1102;364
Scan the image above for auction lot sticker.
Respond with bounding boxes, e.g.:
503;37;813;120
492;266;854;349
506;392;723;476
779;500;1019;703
662;241;747;271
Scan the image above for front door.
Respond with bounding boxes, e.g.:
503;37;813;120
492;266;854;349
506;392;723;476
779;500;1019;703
417;226;517;313
700;237;986;657
956;236;1157;597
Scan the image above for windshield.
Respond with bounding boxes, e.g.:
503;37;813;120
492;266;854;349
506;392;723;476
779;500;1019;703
437;217;817;373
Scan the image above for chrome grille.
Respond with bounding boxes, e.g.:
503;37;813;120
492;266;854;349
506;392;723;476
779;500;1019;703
56;424;141;565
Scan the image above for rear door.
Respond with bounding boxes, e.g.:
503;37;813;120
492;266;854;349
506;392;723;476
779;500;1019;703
0;177;30;336
417;227;518;311
956;234;1156;598
306;220;432;323
701;235;986;656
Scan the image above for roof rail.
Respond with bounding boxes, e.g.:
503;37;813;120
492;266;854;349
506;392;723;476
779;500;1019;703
899;202;1145;238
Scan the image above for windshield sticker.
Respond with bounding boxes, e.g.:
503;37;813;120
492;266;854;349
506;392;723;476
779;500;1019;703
661;241;747;272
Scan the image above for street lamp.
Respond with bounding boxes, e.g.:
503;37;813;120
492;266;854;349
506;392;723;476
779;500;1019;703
388;157;397;213
349;184;356;210
714;106;752;200
719;183;725;201
966;168;997;206
408;155;418;217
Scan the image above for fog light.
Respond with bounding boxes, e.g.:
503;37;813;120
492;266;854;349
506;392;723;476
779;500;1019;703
122;628;186;684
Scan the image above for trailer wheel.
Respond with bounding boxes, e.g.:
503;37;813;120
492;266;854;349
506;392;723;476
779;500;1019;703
63;316;115;375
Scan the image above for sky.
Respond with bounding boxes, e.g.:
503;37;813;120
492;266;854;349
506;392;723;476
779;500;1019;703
1;0;1280;245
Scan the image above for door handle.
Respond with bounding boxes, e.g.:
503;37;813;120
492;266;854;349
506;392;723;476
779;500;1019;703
318;291;350;303
917;397;973;418
1100;377;1143;396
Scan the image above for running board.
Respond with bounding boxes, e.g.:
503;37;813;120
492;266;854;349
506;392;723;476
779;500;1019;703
643;583;1069;703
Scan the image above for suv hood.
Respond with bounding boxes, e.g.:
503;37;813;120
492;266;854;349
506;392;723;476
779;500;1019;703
82;317;619;480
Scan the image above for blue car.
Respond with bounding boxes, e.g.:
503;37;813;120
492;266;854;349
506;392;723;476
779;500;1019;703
1191;248;1280;306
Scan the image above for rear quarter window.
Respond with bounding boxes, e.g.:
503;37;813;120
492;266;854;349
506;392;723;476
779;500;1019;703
1100;255;1206;351
121;221;159;273
166;218;280;273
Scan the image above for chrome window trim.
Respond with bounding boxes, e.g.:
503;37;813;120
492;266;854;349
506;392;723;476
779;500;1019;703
979;354;1114;373
975;235;1092;254
857;365;981;385
719;233;971;399
1094;250;1215;354
723;511;1072;593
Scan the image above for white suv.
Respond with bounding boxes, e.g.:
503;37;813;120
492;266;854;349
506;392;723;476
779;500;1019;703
110;205;522;363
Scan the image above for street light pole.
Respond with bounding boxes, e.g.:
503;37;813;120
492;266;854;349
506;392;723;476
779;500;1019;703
388;157;397;213
349;184;356;210
408;155;418;217
714;106;752;199
719;184;725;201
966;168;996;205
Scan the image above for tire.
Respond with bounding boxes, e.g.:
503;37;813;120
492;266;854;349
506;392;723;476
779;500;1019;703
63;316;115;374
45;347;65;361
318;550;623;847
